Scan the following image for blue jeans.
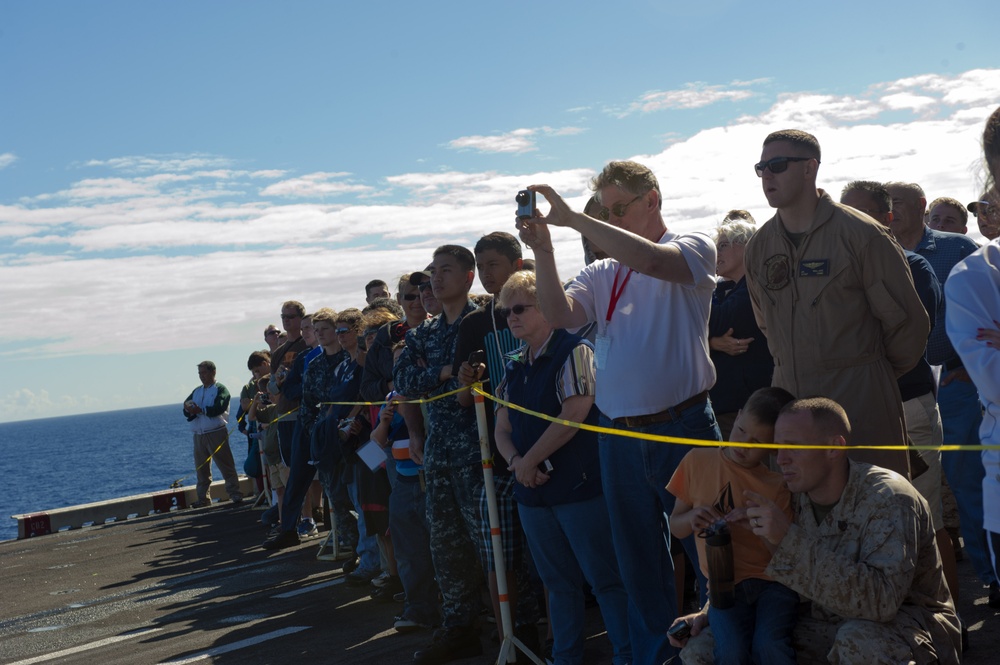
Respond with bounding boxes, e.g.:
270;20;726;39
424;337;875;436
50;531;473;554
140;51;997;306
277;419;296;467
938;378;996;585
389;477;440;626
519;495;631;665
598;401;721;665
707;578;798;665
346;469;380;573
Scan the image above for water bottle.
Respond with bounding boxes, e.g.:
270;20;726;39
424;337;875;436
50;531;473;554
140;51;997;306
700;521;735;609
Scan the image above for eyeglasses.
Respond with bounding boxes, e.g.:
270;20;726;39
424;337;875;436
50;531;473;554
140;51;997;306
402;293;419;301
596;195;643;222
417;281;433;292
280;313;300;320
497;303;535;318
264;330;279;337
973;202;1000;219
335;327;351;335
754;156;813;177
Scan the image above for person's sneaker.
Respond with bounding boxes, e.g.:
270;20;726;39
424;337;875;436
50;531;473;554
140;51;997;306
189;499;210;509
990;581;1000;609
412;626;482;664
370;575;404;601
230;494;244;505
262;529;300;550
297;518;319;539
346;568;379;586
371;570;392;588
394;591;407;603
394;615;432;634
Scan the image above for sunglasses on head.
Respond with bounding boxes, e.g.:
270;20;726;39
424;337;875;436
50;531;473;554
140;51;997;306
596;194;643;222
497;303;535;318
402;293;419;301
754;156;813;177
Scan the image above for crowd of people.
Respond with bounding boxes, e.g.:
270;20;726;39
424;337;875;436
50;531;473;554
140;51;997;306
185;108;1000;665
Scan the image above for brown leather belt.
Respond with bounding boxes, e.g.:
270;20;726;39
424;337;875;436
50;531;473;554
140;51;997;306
613;391;709;428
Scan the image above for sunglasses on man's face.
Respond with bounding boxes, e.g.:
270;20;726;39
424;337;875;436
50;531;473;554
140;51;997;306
973;202;1000;219
402;293;419;301
497;303;535;319
336;327;351;335
596;194;643;222
417;281;433;292
754;156;812;177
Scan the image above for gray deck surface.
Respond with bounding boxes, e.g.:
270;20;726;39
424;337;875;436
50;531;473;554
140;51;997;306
1;502;996;664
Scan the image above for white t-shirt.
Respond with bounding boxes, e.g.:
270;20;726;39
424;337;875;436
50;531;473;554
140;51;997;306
565;230;717;419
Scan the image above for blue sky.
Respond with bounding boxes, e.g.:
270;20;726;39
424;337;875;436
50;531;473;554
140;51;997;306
1;1;999;422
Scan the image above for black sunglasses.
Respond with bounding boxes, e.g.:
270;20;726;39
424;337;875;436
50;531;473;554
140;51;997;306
754;156;813;177
596;194;643;222
402;293;419;301
497;303;535;318
417;281;433;292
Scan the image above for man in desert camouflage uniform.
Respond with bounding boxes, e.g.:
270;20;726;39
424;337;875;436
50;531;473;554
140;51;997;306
393;245;486;664
674;397;960;665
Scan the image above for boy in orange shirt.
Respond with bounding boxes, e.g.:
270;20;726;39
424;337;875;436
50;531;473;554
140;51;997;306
667;387;797;665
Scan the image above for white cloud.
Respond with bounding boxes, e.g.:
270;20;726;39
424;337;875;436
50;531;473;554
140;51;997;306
2;68;1000;372
259;172;373;198
0;153;17;169
447;126;588;154
83;153;233;173
449;128;538;154
617;80;768;116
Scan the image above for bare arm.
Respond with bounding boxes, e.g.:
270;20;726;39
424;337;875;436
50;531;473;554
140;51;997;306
516;215;590;329
397;400;425;465
527;184;695;284
515;394;593;473
669;497;724;539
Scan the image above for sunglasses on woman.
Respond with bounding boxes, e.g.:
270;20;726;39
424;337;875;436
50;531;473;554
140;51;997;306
497;304;535;318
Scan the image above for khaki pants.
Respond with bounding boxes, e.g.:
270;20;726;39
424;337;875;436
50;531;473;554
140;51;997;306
193;427;242;502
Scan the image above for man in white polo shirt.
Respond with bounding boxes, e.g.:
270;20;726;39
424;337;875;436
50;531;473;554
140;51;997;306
518;160;720;665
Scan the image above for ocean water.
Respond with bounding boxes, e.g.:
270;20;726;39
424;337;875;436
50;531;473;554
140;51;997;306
0;404;247;542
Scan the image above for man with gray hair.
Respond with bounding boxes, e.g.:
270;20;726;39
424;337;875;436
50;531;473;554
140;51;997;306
518;160;721;664
885;181;996;602
744;131;928;477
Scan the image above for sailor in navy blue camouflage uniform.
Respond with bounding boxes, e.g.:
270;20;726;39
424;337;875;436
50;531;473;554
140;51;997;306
393;245;486;664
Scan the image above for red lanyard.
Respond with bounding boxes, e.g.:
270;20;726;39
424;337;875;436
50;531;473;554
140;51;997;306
605;263;634;324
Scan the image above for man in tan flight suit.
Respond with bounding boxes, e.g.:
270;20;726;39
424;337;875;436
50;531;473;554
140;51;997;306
743;129;928;476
